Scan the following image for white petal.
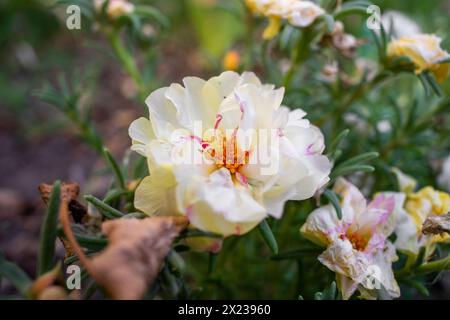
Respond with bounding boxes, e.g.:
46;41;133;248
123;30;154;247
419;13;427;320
359;193;396;236
392;193;420;254
134;172;178;216
146;87;183;139
300;204;339;247
367;242;401;298
233;83;284;131
128;117;155;144
333;178;367;224
175;168;267;237
318;238;370;286
336;274;359;300
186;200;261;237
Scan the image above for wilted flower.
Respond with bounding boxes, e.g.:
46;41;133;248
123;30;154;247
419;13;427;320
246;0;324;39
404;187;450;250
129;71;331;243
300;178;400;300
389;169;450;255
318;61;338;83
223;50;241;71
387;34;450;83
329;21;362;58
94;0;135;20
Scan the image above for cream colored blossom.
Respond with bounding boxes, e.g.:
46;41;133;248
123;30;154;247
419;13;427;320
94;0;135;20
318;61;338;83
387;34;450;83
129;71;331;247
300;178;400;299
405;187;450;247
330;21;361;58
390;169;450;255
246;0;324;39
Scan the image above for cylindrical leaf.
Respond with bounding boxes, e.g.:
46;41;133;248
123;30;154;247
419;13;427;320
258;219;279;255
37;181;61;276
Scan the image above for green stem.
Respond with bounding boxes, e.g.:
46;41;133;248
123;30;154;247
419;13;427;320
415;256;450;275
84;194;124;219
37;181;61;276
396;255;450;278
283;30;310;90
103;147;126;191
317;72;390;127
106;29;145;99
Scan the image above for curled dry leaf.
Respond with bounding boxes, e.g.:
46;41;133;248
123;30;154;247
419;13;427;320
422;213;450;235
39;182;87;223
39;182;88;259
60;202;189;299
39;182;79;204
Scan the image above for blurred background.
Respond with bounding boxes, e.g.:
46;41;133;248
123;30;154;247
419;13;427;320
0;0;449;298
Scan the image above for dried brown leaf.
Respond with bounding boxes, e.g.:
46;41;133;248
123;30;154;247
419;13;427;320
422;213;450;235
39;182;88;258
39;182;87;223
39;182;79;204
59;202;188;299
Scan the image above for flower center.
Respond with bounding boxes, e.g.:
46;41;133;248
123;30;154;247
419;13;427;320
345;230;370;251
203;131;250;175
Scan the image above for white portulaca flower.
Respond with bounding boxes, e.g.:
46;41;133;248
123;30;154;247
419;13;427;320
94;0;135;20
387;34;450;83
129;71;331;242
246;0;324;39
300;178;401;300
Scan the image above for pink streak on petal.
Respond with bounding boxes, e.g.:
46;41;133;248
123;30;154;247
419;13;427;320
234;92;247;120
214;114;223;129
364;233;386;255
369;194;395;227
277;128;284;137
305;143;315;156
186;205;194;220
235;172;248;188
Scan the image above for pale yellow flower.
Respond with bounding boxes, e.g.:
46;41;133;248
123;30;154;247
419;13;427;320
246;0;324;39
301;178;400;300
129;71;331;248
387;34;450;83
389;169;450;255
94;0;135;20
405;187;450;245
